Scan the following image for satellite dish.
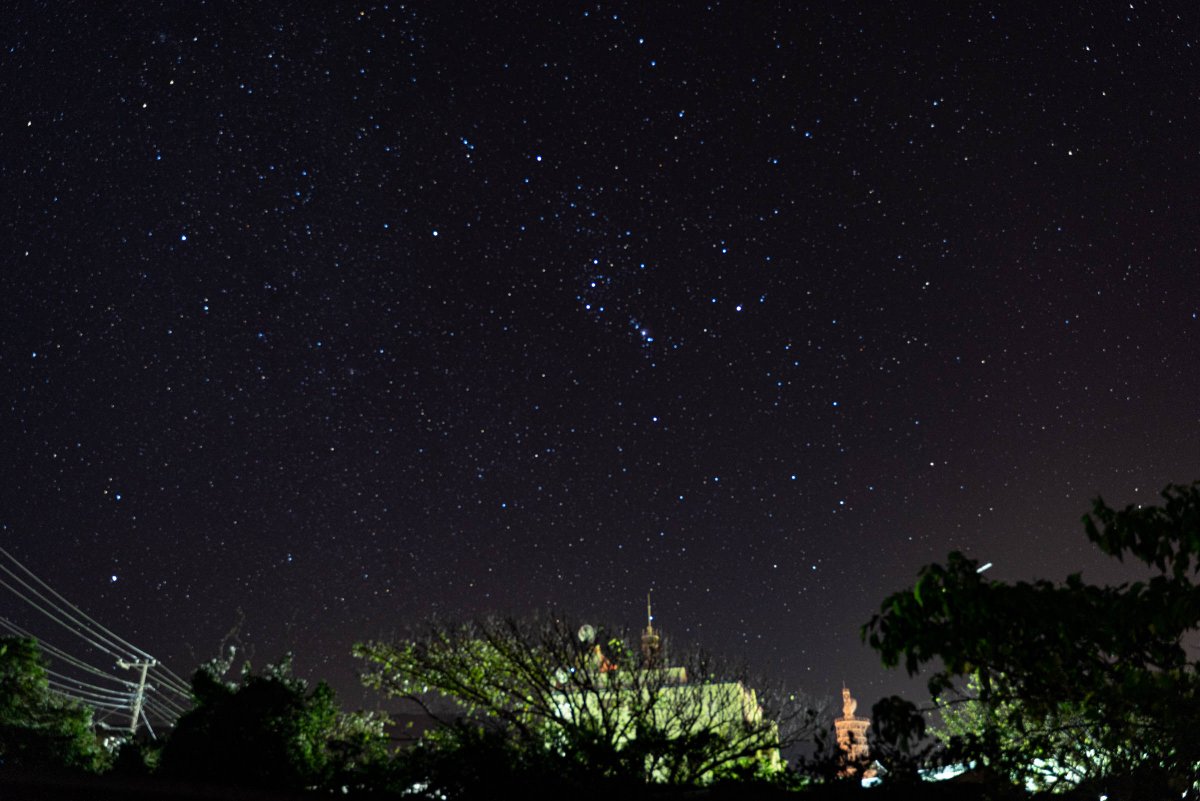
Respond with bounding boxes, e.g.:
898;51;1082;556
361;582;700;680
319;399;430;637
577;623;595;643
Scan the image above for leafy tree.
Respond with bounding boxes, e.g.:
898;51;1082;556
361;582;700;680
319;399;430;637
864;482;1200;797
0;636;108;772
355;614;819;791
159;653;390;791
929;673;1109;791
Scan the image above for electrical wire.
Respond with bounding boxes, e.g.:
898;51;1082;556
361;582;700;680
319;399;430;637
142;696;182;722
153;677;193;699
46;668;136;695
47;689;130;711
158;663;191;686
47;682;133;705
0;616;132;684
0;550;193;733
145;690;188;715
147;665;193;697
0;560;131;656
0;548;154;660
94;710;125;726
0;574;131;660
154;663;195;694
66;702;129;715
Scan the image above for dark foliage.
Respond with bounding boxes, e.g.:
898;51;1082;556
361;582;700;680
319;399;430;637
864;482;1200;796
158;655;389;792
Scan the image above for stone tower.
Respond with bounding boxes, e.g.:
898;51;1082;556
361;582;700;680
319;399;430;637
834;686;873;776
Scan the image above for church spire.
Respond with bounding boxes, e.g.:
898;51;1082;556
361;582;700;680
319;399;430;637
640;591;661;665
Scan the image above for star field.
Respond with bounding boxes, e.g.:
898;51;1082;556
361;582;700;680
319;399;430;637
3;2;1200;708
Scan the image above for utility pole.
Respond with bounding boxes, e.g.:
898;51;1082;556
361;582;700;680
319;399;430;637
117;658;156;735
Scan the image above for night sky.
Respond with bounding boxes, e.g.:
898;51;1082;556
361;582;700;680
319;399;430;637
4;2;1200;714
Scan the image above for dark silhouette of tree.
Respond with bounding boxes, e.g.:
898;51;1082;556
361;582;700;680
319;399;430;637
0;636;107;772
355;613;820;792
864;482;1200;797
159;653;389;792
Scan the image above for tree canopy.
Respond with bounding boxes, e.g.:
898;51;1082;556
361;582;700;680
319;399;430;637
159;653;389;792
0;636;107;772
864;482;1200;796
355;614;818;790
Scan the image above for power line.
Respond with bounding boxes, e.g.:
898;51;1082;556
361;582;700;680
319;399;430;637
58;699;129;714
0;573;131;660
0;616;126;680
152;675;192;699
145;689;188;715
0;550;193;735
0;548;154;660
0;562;140;662
141;694;177;715
1;620;89;670
47;681;133;706
154;663;195;694
142;696;183;723
147;665;193;698
0;557;193;705
46;668;136;695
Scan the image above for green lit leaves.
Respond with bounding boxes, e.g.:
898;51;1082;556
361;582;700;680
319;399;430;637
0;637;107;772
353;614;811;788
